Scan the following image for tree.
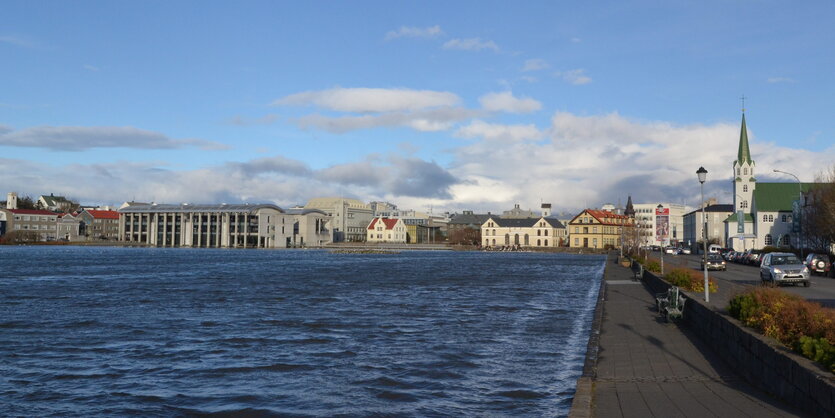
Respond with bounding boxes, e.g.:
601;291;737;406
448;227;480;245
804;165;835;253
0;230;40;244
17;195;37;210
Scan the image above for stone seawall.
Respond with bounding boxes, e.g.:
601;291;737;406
567;255;609;418
642;269;835;417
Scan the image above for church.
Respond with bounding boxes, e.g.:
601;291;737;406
724;113;816;252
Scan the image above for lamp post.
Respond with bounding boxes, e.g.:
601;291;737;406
657;204;664;275
697;166;709;302
773;169;803;259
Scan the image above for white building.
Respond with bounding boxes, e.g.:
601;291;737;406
724;113;820;251
683;204;734;252
632;202;690;247
366;217;407;243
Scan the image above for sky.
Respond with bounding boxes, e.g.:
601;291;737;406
2;1;834;214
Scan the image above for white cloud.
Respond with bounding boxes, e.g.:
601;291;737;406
227;114;279;126
0;35;37;48
273;87;460;113
570;37;582;43
522;59;549;72
83;64;100;72
767;77;797;84
385;25;443;40
444;112;835;213
0;125;228;151
294;107;480;133
442;38;499;52
455;120;542;143
554;69;592;85
479;91;542;113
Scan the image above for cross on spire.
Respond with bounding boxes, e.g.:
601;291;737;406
740;94;746;113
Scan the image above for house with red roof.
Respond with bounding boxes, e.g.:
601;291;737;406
366;217;407;243
77;209;120;240
0;208;59;241
568;209;635;249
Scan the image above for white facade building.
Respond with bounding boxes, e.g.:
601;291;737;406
632;202;690;247
305;197;373;242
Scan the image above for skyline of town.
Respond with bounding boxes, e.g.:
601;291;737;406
2;2;834;214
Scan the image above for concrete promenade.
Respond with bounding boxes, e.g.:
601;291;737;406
580;256;804;417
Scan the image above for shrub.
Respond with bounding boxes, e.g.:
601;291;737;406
645;258;662;273
728;288;835;373
664;268;718;293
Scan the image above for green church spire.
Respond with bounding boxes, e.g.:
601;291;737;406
737;113;753;165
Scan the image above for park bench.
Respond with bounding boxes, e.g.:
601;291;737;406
655;286;686;322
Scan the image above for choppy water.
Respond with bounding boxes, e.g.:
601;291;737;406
0;246;604;417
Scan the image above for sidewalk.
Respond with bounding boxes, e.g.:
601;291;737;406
589;257;804;417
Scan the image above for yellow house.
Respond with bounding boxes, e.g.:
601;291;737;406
568;209;633;249
481;216;566;248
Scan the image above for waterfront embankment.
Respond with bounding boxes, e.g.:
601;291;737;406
570;253;804;417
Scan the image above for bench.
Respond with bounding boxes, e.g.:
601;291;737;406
655;286;686;322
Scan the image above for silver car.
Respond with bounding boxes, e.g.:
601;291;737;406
760;252;810;287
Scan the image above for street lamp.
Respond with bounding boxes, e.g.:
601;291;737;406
657;204;664;275
697;166;709;303
773;169;803;259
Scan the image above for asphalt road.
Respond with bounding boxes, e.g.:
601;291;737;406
655;252;835;308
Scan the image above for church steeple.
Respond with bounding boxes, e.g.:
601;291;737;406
624;195;635;218
737;113;753;165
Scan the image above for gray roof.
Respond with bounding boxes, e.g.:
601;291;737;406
118;203;284;214
684;204;734;217
449;213;493;226
490;217;565;229
284;208;328;216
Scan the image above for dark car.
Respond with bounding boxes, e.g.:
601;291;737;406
747;250;764;265
804;253;831;276
702;254;727;271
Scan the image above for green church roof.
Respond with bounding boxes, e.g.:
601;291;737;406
737;113;754;165
752;182;815;212
723;213;754;223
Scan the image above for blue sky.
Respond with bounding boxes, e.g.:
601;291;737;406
2;1;834;213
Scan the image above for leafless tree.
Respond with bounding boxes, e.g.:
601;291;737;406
804;165;835;253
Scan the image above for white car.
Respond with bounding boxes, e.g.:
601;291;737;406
681;248;692;255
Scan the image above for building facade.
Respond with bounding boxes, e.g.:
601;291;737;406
305;197;373;242
366;217;407;243
77;209;120;240
568;209;633;249
119;203;290;248
481;216;566;248
0;209;59;241
632;203;690;247
683;204;734;252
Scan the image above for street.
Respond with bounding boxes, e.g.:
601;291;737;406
653;253;835;308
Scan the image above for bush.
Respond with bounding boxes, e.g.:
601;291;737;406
728;288;835;373
665;268;718;293
645;258;661;273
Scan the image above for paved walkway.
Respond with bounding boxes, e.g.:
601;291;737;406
590;258;805;417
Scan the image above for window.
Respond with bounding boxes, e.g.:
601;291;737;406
537;230;541;236
574;238;579;246
744;168;748;175
544;230;548;236
574;227;579;233
537;239;541;246
593;238;598;247
768;215;774;222
741;200;748;209
743;185;748;192
737;168;741;175
782;235;790;246
763;214;768;222
765;234;773;245
544;239;548;246
593;226;598;233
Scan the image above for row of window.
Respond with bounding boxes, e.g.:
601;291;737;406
737;167;753;176
483;237;551;246
762;214;792;223
13;215;58;222
15;224;56;231
764;234;790;246
483;229;551;236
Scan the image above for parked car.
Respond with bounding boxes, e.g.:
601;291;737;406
702;254;727;271
724;251;736;261
681;248;692;255
804;253;832;276
747;249;764;265
760;252;810;287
